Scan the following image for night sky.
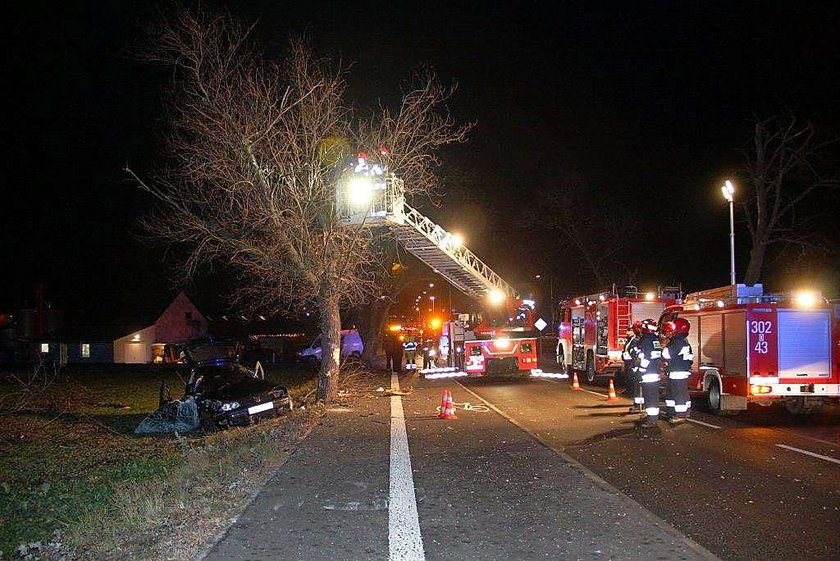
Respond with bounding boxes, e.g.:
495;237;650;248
3;1;839;324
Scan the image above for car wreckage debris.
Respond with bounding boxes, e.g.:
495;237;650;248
135;396;200;435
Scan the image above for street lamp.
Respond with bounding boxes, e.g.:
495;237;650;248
721;180;736;286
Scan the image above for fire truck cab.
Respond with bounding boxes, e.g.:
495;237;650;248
556;286;681;383
658;284;839;415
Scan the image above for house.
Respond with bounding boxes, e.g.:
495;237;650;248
39;292;208;364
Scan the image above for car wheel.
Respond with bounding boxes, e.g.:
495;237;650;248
584;352;596;383
199;410;217;432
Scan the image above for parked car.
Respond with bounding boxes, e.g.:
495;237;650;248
183;340;292;428
298;329;364;364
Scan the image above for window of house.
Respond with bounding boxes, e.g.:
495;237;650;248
81;343;90;358
40;343;49;353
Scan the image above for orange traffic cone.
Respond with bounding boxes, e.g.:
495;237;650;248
606;378;619;402
571;372;582;391
437;390;448;418
439;390;458;420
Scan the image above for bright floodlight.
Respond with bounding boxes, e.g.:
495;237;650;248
721;179;735;202
347;176;374;206
794;290;818;308
487;289;505;305
645;292;655;301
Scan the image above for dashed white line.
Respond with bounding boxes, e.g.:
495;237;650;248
685;418;722;430
775;444;840;466
389;373;425;560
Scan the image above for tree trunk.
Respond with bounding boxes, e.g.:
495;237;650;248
743;239;767;286
317;292;342;403
360;297;391;368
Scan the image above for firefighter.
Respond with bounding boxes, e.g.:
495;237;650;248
402;336;418;371
661;318;694;425
421;339;434;369
636;318;663;428
621;321;643;411
385;333;403;373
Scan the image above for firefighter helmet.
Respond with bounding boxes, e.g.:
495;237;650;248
631;320;643;335
640;318;658;333
661;318;690;337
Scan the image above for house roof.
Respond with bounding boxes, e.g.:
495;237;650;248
42;325;147;343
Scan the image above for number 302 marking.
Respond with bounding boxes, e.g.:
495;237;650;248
749;320;772;354
749;320;772;334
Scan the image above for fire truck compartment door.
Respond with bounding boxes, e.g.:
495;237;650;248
630;301;667;322
777;310;831;379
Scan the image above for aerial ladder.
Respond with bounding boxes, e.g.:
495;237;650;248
336;154;538;375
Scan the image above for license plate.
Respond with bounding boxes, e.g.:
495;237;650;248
248;401;274;415
800;384;814;393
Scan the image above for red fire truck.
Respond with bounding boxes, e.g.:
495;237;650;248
657;284;840;415
556;286;681;382
462;298;540;375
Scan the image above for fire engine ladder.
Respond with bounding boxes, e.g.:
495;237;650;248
337;172;517;301
389;203;517;301
616;300;632;336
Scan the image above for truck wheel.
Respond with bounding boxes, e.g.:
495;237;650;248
584;352;596;383
706;379;740;416
784;397;817;416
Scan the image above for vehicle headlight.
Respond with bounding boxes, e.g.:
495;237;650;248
429;349;437;356
220;401;240;412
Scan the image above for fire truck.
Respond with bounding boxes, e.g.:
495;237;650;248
658;284;840;415
461;298;539;375
556;285;681;383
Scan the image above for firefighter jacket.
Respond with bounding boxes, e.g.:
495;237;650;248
402;340;418;353
636;333;662;382
622;335;640;366
662;334;693;379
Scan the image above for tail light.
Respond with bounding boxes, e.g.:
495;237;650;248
750;384;773;395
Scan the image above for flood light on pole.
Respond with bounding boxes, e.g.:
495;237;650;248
721;179;736;285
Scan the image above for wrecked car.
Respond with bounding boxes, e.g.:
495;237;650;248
183;340;292;428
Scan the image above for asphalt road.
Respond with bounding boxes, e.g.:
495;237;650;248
456;374;840;561
207;373;714;560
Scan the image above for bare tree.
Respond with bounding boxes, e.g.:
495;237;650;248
356;247;436;367
740;115;839;285
533;175;636;288
129;10;469;401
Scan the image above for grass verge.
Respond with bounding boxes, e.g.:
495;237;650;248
0;364;322;558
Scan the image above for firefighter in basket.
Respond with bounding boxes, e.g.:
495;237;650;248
636;318;663;428
621;321;644;412
660;318;694;425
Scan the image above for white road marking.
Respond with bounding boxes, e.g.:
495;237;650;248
685;418;722;429
775;444;840;466
389;373;425;560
